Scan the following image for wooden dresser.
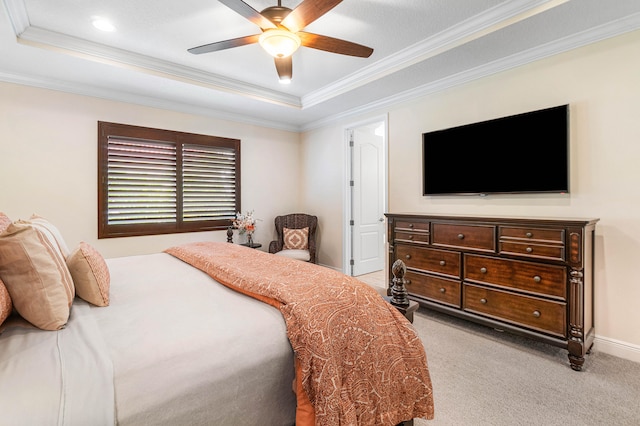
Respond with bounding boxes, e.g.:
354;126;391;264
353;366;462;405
385;213;599;371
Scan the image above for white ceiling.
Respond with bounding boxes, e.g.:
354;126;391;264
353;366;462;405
1;0;640;131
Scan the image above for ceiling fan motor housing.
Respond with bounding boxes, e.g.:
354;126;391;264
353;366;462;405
260;6;292;27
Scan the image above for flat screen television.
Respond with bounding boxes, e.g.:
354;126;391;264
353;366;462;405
422;105;569;196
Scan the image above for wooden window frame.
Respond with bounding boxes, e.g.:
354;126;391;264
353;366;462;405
98;121;241;238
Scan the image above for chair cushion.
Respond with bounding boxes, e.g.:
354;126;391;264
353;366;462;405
283;227;309;250
275;249;311;262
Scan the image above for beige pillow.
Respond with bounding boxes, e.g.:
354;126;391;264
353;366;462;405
0;222;74;330
0;278;12;327
28;214;71;258
283;227;309;250
67;242;110;307
0;212;11;233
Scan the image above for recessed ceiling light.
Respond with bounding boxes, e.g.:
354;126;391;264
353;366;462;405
92;18;116;32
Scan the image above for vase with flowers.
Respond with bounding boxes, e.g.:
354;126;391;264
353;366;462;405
233;210;258;247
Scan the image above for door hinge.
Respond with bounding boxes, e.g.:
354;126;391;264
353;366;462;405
350;259;354;266
350;180;354;186
350;220;354;226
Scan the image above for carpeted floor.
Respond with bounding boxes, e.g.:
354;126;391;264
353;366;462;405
409;308;640;425
355;271;640;425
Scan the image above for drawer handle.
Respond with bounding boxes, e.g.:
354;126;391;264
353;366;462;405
533;310;541;318
526;247;533;253
439;287;446;293
406;279;412;285
480;267;487;274
457;233;465;240
533;275;541;283
409;223;414;228
480;298;487;304
405;254;411;260
526;232;533;238
439;260;446;266
409;235;414;240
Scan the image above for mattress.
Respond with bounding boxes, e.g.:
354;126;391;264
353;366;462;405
0;252;297;425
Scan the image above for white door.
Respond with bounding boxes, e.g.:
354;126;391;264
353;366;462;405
351;123;386;276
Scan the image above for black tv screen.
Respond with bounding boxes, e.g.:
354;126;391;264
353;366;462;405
422;105;569;196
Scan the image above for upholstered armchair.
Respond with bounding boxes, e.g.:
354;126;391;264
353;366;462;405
269;214;318;263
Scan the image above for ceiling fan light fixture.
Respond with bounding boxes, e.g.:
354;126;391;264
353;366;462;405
259;29;301;58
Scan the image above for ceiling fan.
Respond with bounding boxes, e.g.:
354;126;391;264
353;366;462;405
188;0;374;83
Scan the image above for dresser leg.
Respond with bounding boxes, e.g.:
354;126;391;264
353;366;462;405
568;353;584;371
567;339;585;371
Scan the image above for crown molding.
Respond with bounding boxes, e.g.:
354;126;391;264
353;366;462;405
301;12;640;132
4;0;565;112
0;69;300;132
301;0;569;108
2;0;29;34
3;0;639;133
10;24;301;109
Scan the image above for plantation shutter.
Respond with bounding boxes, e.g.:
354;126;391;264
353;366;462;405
183;144;237;222
107;138;177;225
99;121;241;238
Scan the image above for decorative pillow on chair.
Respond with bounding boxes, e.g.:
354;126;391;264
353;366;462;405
67;242;110;307
283;227;309;250
0;222;74;330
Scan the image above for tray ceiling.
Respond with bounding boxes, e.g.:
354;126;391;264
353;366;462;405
1;0;640;131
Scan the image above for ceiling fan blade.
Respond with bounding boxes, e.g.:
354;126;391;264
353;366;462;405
275;56;292;80
188;34;261;55
298;32;373;58
219;0;277;29
281;0;342;33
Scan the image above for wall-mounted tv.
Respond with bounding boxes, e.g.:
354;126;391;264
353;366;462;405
422;105;569;196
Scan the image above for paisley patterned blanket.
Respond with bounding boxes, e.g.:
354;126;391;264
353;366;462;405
166;242;434;425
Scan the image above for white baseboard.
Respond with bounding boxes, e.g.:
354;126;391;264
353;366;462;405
594;335;640;364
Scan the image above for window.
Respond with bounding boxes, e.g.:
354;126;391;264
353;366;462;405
98;122;241;238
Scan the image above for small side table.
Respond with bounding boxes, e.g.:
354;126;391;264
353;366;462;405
240;242;262;249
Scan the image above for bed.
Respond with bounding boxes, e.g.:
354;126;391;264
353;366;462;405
0;213;434;425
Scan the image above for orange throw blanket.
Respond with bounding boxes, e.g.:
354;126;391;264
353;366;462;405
166;242;434;425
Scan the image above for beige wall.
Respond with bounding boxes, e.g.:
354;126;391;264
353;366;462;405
301;30;640;361
298;125;347;268
0;82;301;258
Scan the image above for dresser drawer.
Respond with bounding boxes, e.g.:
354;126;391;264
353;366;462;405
396;244;461;278
396;231;429;244
432;223;495;251
499;226;564;243
464;254;566;300
395;220;429;232
405;271;461;308
463;284;566;337
499;241;565;261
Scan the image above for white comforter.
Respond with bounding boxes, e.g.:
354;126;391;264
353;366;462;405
0;253;297;425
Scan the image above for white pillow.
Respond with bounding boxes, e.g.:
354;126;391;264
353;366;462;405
275;249;311;262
